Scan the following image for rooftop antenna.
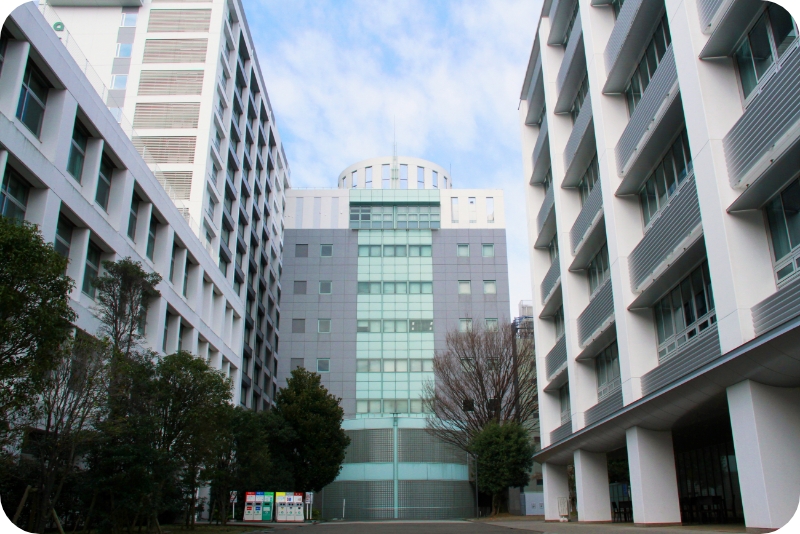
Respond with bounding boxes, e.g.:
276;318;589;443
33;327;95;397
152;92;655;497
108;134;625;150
391;118;399;188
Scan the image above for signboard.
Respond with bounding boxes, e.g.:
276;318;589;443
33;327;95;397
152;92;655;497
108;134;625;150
230;491;238;504
304;492;313;505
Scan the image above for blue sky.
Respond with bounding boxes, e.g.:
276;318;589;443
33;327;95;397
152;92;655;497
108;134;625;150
242;0;543;317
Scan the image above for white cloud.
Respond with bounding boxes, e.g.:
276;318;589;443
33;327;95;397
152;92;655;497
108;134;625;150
245;0;542;316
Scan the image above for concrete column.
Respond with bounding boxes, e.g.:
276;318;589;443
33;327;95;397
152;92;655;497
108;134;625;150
39;89;77;167
25;187;61;241
153;222;174;279
80;139;104;204
172;247;188;289
0;40;29;117
727;380;800;531
0;150;8;185
67;228;91;301
107;168;134;234
542;462;569;521
574;449;611;522
145;297;167;353
134;202;153;259
626;426;681;526
185;263;203;308
165;312;181;355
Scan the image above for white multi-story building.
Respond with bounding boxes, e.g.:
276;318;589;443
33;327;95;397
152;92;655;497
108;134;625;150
38;0;291;409
1;3;247;400
520;0;800;530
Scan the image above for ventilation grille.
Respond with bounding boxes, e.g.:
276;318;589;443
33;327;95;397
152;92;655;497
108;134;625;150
133;136;196;164
342;429;392;463
143;39;207;63
156;171;193;200
134;102;200;129
148;9;211;33
138;70;204;95
398;429;468;464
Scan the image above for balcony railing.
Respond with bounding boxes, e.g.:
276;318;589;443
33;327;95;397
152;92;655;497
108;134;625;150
532;116;549;172
629;174;701;293
616;45;678;179
577;278;614;347
563;94;594;183
724;43;800;189
603;0;665;92
555;10;583;108
641;323;721;397
570;183;603;254
547;0;577;45
752;273;800;337
584;388;623;426
525;55;545;125
545;335;567;379
697;0;726;33
537;185;555;235
541;255;561;304
550;419;573;444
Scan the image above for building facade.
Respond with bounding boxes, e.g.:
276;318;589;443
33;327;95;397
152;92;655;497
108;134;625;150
1;3;246;397
38;0;290;409
520;0;800;530
277;156;510;519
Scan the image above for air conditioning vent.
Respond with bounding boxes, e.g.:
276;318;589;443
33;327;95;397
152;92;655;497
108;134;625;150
147;9;212;33
134;102;200;129
156;171;193;200
143;39;207;63
133;136;196;164
138;70;204;95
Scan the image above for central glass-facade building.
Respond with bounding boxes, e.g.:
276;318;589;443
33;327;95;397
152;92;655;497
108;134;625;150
277;156;510;519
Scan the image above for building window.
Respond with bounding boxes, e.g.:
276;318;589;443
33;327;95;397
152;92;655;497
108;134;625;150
115;43;132;58
409;245;432;257
468;197;477;223
295;244;308;257
417;166;424;188
482;244;495;257
54;215;73;260
596;341;621;401
654;261;715;362
400;164;408;189
0;30;8;76
291;319;305;333
554;305;565;338
451;197;459;222
409;320;433;332
351;170;358;188
383;245;406;257
578;155;599;206
169;245;178;283
639;129;693;228
457;244;469;257
485;318;498;330
67;120;89;182
95;155;114;212
734;4;797;100
383;320;408;332
559;384;571;424
483;280;497;294
146;215;157;261
127;194;140;241
357;320;381;332
458;280;471;294
317;358;330;372
624;15;672;116
543;167;553;193
459;318;473;332
408;281;433;294
562;0;580;45
486;197;495;223
82;242;101;298
320;244;332;257
357;282;381;294
765;175;800;283
0;168;29;221
365;166;372;188
432;170;439;189
182;262;190;296
587;244;610;295
382;164;390;188
611;0;625;18
111;75;128;90
358;245;382;257
120;12;138;26
318;319;331;334
16;61;49;137
548;235;559;263
569;74;589;124
319;280;332;294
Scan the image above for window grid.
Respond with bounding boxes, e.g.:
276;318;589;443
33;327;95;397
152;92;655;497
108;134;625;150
16;61;48;137
595;341;621;401
0;168;29;221
67;121;89;182
482;244;494;257
82;242;101;298
639;129;693;228
357;281;433;294
765;176;800;284
458;280;471;295
587;244;610;295
624;15;672;116
95;155;114;211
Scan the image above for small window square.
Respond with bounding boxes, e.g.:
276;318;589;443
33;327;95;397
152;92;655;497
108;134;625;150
319;281;332;294
318;319;331;333
317;358;330;372
457;244;469;257
295;244;308;257
291;319;305;333
482;244;494;257
458;280;471;294
320;244;333;257
485;318;499;330
459;318;473;332
293;281;307;294
484;280;497;294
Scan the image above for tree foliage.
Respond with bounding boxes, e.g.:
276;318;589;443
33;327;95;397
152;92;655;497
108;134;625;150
424;321;537;452
470;421;535;515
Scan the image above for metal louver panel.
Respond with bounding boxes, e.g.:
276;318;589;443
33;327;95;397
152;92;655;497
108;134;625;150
752;274;800;336
137;70;204;95
563;94;592;173
556;11;582;96
143;39;208;63
641;324;721;396
134;103;200;129
723;44;800;188
570;183;603;253
584;388;623;426
577;279;614;347
321;481;393;520
532;116;549;170
616;45;678;175
398;429;468;464
398;481;474;520
148;9;212;33
629;175;701;292
697;0;726;33
604;0;642;74
545;335;567;379
343;429;393;463
541;255;561;304
537;185;555;235
132;136;196;164
155;171;192;200
550;419;572;443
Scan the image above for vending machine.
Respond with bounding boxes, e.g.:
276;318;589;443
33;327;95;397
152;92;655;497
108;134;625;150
243;492;256;521
286;494;296;521
261;492;274;521
293;493;305;521
275;492;288;522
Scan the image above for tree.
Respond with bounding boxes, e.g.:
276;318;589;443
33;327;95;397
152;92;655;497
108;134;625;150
0;218;74;439
423;321;537;452
267;368;350;492
470;422;534;516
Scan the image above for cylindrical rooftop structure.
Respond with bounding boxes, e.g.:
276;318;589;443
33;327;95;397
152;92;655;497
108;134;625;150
338;156;452;190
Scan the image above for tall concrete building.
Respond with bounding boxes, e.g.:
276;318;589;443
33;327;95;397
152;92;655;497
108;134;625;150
1;3;245;396
39;0;291;409
520;0;800;530
278;155;510;519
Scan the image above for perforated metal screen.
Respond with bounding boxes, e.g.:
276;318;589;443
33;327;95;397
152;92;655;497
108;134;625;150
398;429;468;464
343;429;392;463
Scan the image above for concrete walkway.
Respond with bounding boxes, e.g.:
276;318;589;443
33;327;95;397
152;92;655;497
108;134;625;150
481;519;747;534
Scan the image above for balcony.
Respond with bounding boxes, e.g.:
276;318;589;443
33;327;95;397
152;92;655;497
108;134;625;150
576;278;614;348
699;0;764;58
540;255;561;306
641;323;721;397
628;175;703;300
696;0;727;33
615;45;682;193
536;184;555;238
554;11;586;114
550;419;573;444
726;44;800;211
562;95;595;186
752;273;800;337
547;0;578;46
228;144;241;172
602;0;666;93
524;54;545;126
584;388;623;426
531;116;550;182
569;182;603;259
545;335;568;380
